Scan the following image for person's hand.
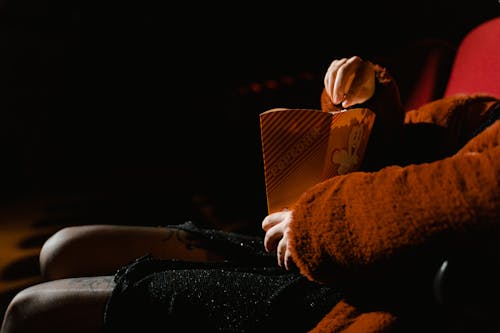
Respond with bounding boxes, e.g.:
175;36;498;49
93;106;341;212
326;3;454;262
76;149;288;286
324;56;376;108
262;209;295;270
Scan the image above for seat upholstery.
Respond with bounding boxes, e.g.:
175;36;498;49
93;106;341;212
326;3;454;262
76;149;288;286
444;16;500;98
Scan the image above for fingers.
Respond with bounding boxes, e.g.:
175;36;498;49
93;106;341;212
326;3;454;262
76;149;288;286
342;60;375;108
324;56;375;108
262;211;283;232
263;222;285;253
325;56;361;105
262;209;291;231
262;210;292;253
262;210;294;268
324;58;348;103
334;56;362;105
277;234;295;270
277;237;286;267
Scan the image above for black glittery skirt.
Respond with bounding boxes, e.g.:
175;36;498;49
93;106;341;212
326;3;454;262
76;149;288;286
103;221;343;333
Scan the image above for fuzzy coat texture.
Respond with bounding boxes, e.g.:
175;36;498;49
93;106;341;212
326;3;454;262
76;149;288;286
291;65;500;332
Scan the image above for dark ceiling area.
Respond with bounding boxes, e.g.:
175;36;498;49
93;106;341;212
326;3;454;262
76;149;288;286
0;0;498;226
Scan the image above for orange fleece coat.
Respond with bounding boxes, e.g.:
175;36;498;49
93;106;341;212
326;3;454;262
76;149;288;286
289;65;500;332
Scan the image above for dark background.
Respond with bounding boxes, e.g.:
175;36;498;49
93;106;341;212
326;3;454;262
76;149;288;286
0;0;498;229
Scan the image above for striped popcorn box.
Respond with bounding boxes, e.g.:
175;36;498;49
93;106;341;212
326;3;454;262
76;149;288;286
260;107;375;213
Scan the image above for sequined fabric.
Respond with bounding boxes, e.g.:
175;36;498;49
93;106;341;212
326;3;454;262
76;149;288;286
104;221;343;332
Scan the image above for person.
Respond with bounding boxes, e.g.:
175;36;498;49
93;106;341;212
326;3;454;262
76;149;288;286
1;55;499;333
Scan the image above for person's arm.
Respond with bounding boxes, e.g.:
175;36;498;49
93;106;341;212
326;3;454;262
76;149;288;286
262;56;407;272
403;94;500;159
263;57;499;285
288;103;499;286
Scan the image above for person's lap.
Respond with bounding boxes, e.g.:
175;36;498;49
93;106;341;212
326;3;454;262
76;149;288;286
2;223;342;333
103;257;341;333
2;224;228;333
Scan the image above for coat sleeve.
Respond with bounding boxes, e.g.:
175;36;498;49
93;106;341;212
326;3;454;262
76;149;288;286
289;96;500;285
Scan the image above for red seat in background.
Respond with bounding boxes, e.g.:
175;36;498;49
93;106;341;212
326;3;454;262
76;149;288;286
444;16;500;98
390;16;500;111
